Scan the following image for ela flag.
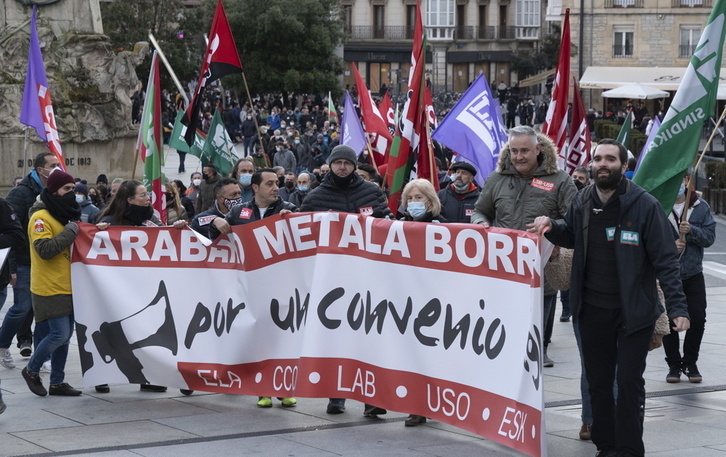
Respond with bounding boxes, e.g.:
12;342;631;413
169;111;207;158
386;0;438;213
634;0;726;213
182;0;242;146
615;110;632;149
328;91;338;123
203;109;239;176
20;6;64;169
563;79;592;175
352;63;392;167
341;91;368;156
542;8;571;154
431;73;506;186
634;116;661;173
138;51;166;225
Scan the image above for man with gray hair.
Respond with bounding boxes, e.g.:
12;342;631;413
472;126;577;366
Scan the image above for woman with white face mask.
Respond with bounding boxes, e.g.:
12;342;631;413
400;179;447;224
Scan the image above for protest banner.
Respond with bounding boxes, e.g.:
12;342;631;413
72;213;548;456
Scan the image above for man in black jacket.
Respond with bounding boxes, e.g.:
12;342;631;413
190;178;241;240
528;139;690;457
437;162;480;223
1;152;59;368
299;145;390;418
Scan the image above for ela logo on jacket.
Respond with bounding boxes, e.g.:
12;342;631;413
620;230;639;246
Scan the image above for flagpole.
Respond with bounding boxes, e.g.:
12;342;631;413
241;72;266;158
23;127;29;173
148;33;189;108
424;109;437;187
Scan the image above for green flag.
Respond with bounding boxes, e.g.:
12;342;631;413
202;109;239;176
634;0;726;213
615;110;632;149
169;110;207;159
138;52;166;224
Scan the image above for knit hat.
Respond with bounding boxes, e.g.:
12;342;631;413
450;161;477;177
46;169;75;194
75;183;89;196
327;145;357;167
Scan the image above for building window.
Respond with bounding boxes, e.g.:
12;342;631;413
516;0;540;27
613;26;634;57
374;5;385;39
680;26;701;57
406;4;417;38
426;0;455;39
342;5;352;34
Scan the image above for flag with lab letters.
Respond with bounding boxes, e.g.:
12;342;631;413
341;91;367;156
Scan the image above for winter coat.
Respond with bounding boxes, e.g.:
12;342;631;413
300;172;391;218
437;184;480;224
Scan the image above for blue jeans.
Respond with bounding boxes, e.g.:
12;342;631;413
28;314;74;386
0;265;31;349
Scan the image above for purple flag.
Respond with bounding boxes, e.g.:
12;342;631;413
634;116;661;174
20;6;64;168
432;73;506;186
341;90;368;156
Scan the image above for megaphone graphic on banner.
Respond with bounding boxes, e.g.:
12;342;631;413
91;281;178;384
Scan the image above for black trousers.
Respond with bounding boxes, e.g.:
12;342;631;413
580;303;653;457
663;272;706;367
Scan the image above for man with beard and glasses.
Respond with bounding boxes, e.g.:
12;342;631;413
21;170;83;397
528;139;690;457
437;162;480;223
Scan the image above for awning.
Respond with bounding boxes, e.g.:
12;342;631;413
519;68;555;88
580;66;726;99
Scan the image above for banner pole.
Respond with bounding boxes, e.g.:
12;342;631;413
242;72;265;157
23;127;29;174
148;33;189;108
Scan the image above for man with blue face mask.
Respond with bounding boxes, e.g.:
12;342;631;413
437;162;480;223
288;172;312;207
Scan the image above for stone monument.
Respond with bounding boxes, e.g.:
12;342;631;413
0;0;148;186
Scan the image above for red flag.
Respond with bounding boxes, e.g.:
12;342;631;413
542;8;571;154
378;92;395;137
182;0;243;146
351;64;392;167
563;79;591;175
385;0;438;213
424;86;437;129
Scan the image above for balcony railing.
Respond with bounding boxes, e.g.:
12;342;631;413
613;44;634;57
673;0;711;6
680;44;697;58
605;0;644;7
345;25;531;41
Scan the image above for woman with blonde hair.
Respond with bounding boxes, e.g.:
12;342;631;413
165;182;188;224
400;178;446;223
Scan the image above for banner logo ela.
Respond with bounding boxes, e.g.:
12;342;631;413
620;230;639;246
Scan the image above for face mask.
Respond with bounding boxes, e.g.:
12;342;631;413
677;184;686;197
239;174;252;187
297;185;309;192
294;139;300;144
276;147;282;152
247;116;252;120
454;183;469;192
407;201;427;219
75;194;85;204
193;179;202;187
285;181;295;189
223;197;243;211
280;124;286;129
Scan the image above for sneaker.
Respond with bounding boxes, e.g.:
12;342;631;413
49;383;82;396
683;364;702;383
543;352;554;368
579;423;592;440
666;365;682;383
404;414;427;426
363;405;387;417
139;384;167;392
326;398;346;414
0;348;15;369
0;398;5;414
595;450;617;457
40;361;51;373
21;367;47;396
18;341;32;358
180;389;194;396
559;314;571;322
95;384;110;393
257;396;273;408
280;397;297;407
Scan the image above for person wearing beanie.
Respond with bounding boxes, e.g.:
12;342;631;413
74;183;100;224
300;144;390;418
22;168;83;397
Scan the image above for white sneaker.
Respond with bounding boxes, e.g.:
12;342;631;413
0;348;15;369
40;361;51;373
